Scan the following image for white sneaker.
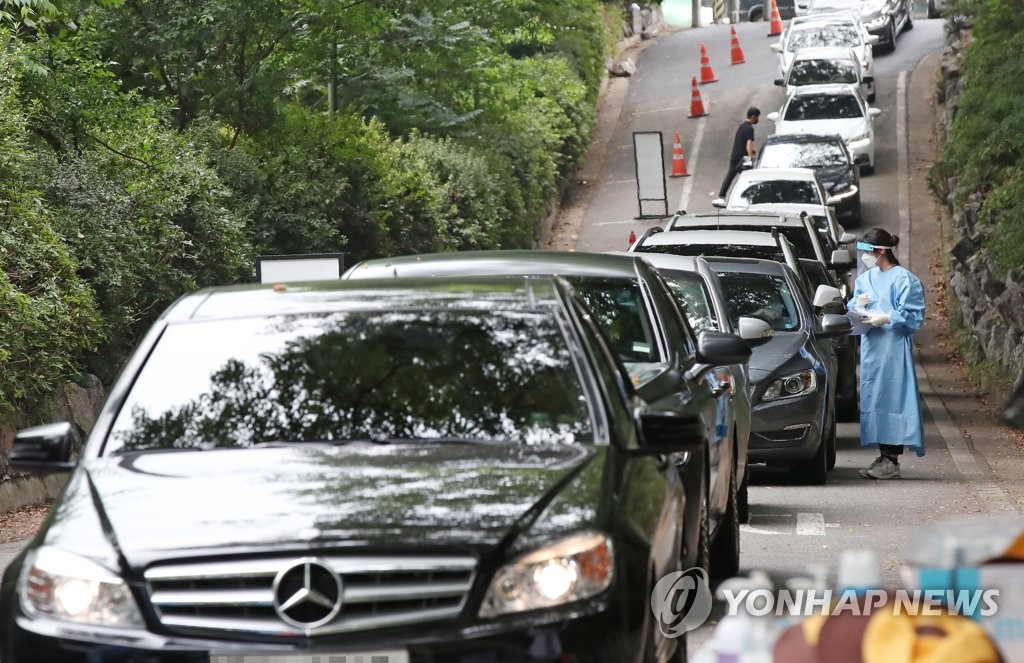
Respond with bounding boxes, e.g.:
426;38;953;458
866;456;901;480
858;455;883;479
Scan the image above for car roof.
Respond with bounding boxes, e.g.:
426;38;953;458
704;256;791;276
790;13;862;28
791;46;858;61
344;250;647;280
676;215;811;229
625;252;705;274
737;203;831;217
640;229;780;248
733;167;820;184
164;275;569;323
667;211;785;229
763;133;846;146
786;83;862;96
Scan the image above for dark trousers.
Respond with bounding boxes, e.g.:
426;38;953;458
879;443;904;457
719;160;741;198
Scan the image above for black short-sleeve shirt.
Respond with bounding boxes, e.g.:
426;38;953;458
730;121;755;162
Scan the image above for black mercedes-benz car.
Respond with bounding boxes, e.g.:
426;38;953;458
344;250;749;579
755;133;862;223
1;276;750;663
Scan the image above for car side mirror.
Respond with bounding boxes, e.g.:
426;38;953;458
817;312;853;338
866;34;880;45
634;411;707;455
839;232;857;245
813;284;843;309
869;107;882;117
10;422;78;472
696;331;753;366
737;316;774;348
863;75;874;84
767;112;780;122
774;78;785;86
770;43;783;53
830;249;855;269
711;198;727;209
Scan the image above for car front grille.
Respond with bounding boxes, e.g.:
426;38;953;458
144;554;478;637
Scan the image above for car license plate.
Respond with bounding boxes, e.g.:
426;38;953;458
211;651;409;663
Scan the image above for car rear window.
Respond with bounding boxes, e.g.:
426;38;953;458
789;59;858;87
735;180;822;205
789;25;861;50
784;93;863;120
759;141;850;169
107;310;595;452
717;272;803;332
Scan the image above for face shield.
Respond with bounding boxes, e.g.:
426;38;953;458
855;241;886;277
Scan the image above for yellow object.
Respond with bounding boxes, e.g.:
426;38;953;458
800;613;829;647
863;611;1001;663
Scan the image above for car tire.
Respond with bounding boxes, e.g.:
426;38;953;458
710;442;741;579
867;91;876;103
750;7;763;20
883;19;897;53
861;162;875;176
737;469;750;524
684;457;708;573
905;3;914;29
792;429;828;485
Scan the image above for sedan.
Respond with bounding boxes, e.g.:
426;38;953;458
766;84;883;174
756;133;863;221
343;250;749;580
2;276;752;662
715;167;839;211
806;0;914;52
772;15;877;82
774;46;874;101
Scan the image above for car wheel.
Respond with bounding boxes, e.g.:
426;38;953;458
682;462;710;575
905;3;914;29
883;19;897;53
861;162;875;176
737;469;750;524
867;90;876;103
791;429;828;485
710;441;741;579
750;7;763;20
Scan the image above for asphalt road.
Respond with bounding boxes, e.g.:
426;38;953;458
565;14;1024;653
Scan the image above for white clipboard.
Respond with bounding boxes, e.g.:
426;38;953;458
846;307;874;336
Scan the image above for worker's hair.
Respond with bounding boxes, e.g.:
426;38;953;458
862;227;900;266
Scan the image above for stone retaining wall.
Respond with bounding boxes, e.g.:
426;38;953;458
936;24;1024;387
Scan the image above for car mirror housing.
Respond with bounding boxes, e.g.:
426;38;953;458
634;411;707;455
812;284;843;309
711;198;727;209
767;112;780;122
863;75;874;84
695;331;753;367
737;316;775;348
817;313;853;338
829;249;855;269
869;107;882;117
770;43;783;52
839;232;857;245
10;422;78;472
866;34;880;44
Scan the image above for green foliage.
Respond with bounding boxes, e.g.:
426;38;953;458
0;51;100;417
932;0;1024;276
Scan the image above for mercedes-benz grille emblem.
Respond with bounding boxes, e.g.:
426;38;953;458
272;558;343;629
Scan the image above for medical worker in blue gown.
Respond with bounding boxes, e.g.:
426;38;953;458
849;227;926;480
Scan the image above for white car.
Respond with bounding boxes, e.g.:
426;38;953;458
806;0;914;53
774;46;874;102
766;84;882;174
772;15;877;83
714;167;840;211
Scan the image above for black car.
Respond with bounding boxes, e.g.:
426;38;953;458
740;0;797;22
343;250;749;579
806;0;913;52
755;134;862;222
1;276;751;662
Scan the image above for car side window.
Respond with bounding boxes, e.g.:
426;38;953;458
647;277;698;362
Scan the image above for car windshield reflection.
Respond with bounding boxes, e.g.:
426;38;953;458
108;310;595;452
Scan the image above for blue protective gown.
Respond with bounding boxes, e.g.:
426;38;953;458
850;265;926;456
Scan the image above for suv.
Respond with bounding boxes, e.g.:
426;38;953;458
343;250;749;578
2;276;753;662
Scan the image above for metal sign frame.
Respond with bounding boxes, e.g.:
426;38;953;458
632;131;670;220
256;253;346;284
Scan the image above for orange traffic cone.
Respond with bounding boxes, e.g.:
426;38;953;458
699;43;718;84
730;26;746;65
768;0;784;37
670;132;690;178
688;76;707;118
628;230;637;246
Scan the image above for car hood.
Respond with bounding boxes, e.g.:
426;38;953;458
777;118;869;141
746;331;812;383
816;164;856;190
41;444;602;568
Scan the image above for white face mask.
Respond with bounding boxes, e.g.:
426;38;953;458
861;253;878;269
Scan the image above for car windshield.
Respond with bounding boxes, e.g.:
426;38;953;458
789;26;862;50
569;278;659;364
685;225;819;260
784;93;864;120
637;243;786;263
107;310;595;452
661;272;719;332
789;59;859;86
717;272;802;332
734;180;823;205
759;141;850;168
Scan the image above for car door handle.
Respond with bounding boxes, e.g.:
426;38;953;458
711;384;730;398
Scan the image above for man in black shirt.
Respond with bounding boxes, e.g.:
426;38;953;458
718;106;760;198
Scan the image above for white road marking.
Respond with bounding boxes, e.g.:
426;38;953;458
675;117;708;215
796;512;826;536
740;524;786;535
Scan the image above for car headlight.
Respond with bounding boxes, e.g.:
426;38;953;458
762;369;817;401
479;532;613;618
20;546;144;628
